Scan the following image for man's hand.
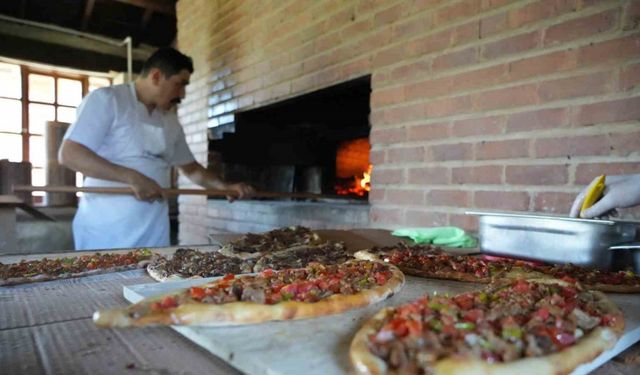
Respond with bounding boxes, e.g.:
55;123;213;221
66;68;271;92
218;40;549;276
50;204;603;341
126;171;165;202
570;174;640;218
224;182;255;202
178;161;255;202
59;139;164;202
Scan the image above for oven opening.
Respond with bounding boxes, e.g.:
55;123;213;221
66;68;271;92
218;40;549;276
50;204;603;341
208;76;372;202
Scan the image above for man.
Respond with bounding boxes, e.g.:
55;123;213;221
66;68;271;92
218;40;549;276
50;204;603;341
59;47;253;250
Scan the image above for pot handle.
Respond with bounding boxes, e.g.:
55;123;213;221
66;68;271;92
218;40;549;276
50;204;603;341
609;243;640;250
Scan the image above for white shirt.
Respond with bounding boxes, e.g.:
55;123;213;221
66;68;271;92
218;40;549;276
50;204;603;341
64;83;195;250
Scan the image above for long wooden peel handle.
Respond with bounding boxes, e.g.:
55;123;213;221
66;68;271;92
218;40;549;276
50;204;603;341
12;185;341;200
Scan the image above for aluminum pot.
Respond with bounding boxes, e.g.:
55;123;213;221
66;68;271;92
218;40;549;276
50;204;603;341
466;211;640;272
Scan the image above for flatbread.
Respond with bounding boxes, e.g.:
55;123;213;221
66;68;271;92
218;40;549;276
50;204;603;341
350;278;624;375
94;260;405;327
147;242;354;282
0;249;153;286
217;226;324;259
147;248;255;282
252;242;352;272
355;247;640;293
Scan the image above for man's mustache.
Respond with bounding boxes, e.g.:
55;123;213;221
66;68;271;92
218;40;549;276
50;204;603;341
171;98;182;104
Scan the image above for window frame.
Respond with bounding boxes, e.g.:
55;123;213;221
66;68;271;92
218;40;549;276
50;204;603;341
0;61;112;202
21;66;90;161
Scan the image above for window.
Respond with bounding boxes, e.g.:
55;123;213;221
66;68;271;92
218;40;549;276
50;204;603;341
0;61;111;204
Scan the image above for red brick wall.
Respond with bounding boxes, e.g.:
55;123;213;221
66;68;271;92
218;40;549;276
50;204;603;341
176;0;640;242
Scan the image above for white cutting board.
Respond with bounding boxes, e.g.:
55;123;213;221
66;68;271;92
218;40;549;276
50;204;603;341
125;277;640;375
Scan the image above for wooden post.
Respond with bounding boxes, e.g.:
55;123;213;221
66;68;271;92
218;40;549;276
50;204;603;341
45;121;76;206
0;195;19;253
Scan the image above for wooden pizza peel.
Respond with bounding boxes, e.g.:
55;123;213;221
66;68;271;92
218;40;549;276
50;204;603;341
12;185;345;200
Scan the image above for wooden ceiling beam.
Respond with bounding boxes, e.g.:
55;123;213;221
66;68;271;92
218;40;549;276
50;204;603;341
0;16;154;61
111;0;175;16
81;0;96;30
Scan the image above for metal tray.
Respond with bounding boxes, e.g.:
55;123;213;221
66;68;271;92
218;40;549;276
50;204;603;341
466;210;640;270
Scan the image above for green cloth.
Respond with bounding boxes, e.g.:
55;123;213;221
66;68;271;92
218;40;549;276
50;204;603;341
392;226;477;248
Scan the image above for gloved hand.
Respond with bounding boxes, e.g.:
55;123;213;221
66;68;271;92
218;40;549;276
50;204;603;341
570;174;640;218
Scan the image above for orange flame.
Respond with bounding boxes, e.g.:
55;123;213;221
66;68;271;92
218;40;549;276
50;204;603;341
360;165;371;191
335;164;371;197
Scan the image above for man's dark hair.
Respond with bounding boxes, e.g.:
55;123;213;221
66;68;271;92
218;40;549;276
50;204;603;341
140;47;194;78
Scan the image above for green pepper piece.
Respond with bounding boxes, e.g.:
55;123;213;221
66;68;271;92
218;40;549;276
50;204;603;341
502;326;523;340
455;322;476;330
428;302;444;310
429;319;443;332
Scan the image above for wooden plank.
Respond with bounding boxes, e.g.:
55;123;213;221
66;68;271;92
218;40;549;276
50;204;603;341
0;195;23;204
0;195;56;221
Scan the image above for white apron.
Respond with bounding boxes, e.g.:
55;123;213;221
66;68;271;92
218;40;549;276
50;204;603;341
68;84;192;250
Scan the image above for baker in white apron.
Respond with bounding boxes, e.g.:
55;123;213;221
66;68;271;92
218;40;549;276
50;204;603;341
59;47;253;250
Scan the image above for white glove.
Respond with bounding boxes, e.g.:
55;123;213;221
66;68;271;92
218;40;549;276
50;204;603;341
570;174;640;218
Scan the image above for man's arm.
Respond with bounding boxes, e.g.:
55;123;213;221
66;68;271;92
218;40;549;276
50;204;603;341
178;161;254;201
59;139;164;202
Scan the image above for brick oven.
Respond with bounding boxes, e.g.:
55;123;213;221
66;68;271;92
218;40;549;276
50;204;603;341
175;0;640;245
209;76;372;200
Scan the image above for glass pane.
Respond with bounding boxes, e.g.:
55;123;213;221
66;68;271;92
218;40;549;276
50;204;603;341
31;167;45;186
0;62;21;99
89;77;110;92
29;103;55;135
29;135;45;168
0;98;22;133
57;78;82;106
0;133;22;162
57;106;76;123
28;74;55;103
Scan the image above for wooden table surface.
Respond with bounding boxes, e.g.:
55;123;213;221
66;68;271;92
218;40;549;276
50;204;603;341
1;268;243;375
1;232;640;374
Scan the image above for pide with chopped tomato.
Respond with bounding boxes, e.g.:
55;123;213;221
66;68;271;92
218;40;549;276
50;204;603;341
0;249;153;285
95;259;404;328
356;245;640;293
351;279;625;375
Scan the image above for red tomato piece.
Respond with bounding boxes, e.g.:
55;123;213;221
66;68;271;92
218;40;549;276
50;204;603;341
297;282;315;294
463;308;484;323
601;314;618;327
405;319;423;336
454;294;474;310
189;287;206;300
316;279;329;290
160;296;178;309
513;280;531;293
374;272;388;285
534;307;550;320
280;284;298;296
389;318;409;337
